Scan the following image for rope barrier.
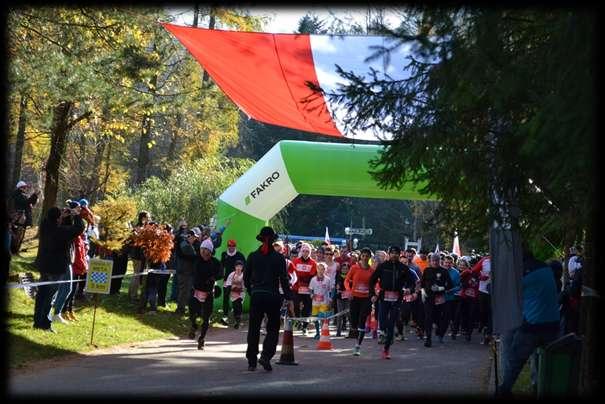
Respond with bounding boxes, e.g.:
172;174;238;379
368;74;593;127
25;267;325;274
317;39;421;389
286;309;350;323
6;269;176;289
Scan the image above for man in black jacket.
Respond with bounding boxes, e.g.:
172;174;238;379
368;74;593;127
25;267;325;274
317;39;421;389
420;254;454;347
188;238;222;350
369;246;417;359
33;206;85;332
244;226;294;371
220;239;246;324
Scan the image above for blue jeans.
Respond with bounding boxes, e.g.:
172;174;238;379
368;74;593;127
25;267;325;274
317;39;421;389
33;273;62;329
380;300;401;350
499;324;559;395
52;266;72;316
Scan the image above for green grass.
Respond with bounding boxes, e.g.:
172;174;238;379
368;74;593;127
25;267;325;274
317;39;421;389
7;237;228;370
513;362;534;396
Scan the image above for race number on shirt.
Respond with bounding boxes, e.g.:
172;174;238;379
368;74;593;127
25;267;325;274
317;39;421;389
194;290;208;303
298;285;311;294
434;294;446;305
384;290;399;302
297;264;312;272
354;283;369;294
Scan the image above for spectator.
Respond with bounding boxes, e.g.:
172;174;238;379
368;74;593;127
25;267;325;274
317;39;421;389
560;246;582;335
497;245;560;397
33;206;84;332
49;200;83;325
128;211;150;302
9;180;39;255
175;228;200;315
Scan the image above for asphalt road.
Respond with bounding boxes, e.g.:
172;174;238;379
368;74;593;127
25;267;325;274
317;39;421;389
9;323;494;398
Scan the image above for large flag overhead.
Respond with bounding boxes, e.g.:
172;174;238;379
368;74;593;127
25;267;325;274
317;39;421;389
161;23;412;141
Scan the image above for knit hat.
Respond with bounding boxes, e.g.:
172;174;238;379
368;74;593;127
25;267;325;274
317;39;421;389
16;181;27;189
200;238;214;252
191;227;202;237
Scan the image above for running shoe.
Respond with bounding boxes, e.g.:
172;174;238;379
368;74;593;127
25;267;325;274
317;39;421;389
424;339;432;348
382;350;391;360
353;345;361;356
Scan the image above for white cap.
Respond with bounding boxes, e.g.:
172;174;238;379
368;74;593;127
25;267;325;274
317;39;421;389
200;238;214;252
16;181;27;189
191;227;202;237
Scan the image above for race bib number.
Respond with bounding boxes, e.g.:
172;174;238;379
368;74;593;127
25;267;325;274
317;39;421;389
464;288;477;298
403;293;416;303
434;294;446;305
313;294;324;303
297;264;312;272
384;291;399;302
354;284;369;294
298;285;310;295
341;290;352;299
194;290;208;303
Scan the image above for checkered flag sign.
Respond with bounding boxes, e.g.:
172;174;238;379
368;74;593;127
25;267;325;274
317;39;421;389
90;271;108;284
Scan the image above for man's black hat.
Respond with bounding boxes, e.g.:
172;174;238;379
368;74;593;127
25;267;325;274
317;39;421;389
256;226;278;242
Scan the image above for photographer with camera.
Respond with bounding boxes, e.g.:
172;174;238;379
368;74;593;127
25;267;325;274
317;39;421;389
33;204;85;332
176;227;201;315
9;180;39;255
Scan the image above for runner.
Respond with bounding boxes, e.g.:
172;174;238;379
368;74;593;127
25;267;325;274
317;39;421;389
369;246;417;359
309;262;334;339
420;254;454;347
288;242;317;335
344;247;375;356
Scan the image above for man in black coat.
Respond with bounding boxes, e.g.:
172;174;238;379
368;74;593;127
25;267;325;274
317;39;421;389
420;254;454;347
33;206;85;332
244;226;294;371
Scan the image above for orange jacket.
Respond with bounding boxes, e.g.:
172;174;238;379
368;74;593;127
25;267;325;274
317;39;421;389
344;263;376;298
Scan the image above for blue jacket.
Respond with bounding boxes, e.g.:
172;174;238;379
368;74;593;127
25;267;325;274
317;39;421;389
445;267;461;301
522;257;560;325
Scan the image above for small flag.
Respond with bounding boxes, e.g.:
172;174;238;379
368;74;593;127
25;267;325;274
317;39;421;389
452;235;461;256
435;243;440;253
325;227;330;244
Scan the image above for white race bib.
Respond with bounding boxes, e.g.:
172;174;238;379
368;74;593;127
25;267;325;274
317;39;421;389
434;294;446;305
194;290;208;303
298;285;310;295
384;290;399;302
354;284;369;294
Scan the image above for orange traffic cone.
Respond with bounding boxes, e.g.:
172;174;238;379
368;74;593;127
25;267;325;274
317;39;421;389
276;317;298;365
316;318;333;350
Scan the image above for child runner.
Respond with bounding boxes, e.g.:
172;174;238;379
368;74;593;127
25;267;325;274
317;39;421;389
309;262;334;339
335;261;352;337
224;259;246;329
289;242;317;335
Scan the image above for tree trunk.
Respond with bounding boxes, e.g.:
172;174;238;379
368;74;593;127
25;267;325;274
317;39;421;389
88;137;107;205
579;218;596;396
40;100;73;220
101;139;113;196
201;13;216;86
167;113;182;162
134;115;152;185
11;94;28;189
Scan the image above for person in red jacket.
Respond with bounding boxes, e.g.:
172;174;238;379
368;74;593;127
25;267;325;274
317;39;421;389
288;242;317;335
458;258;479;341
60;233;88;321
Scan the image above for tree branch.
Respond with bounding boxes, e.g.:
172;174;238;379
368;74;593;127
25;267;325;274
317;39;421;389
67;111;93;129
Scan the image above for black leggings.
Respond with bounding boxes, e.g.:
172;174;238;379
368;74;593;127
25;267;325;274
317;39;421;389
350;297;372;331
188;296;214;342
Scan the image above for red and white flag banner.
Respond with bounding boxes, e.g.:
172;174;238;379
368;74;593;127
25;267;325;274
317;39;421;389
161;23;413;141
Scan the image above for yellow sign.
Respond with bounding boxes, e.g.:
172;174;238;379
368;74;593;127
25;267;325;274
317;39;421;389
85;259;113;294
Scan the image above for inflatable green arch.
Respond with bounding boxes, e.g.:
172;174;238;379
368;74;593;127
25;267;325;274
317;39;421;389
215;140;436;258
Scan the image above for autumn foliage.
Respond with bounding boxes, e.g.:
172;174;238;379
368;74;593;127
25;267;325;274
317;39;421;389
131;223;174;264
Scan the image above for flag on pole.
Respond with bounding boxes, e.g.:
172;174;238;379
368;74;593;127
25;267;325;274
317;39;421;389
434;243;440;253
452;235;461;257
325;227;331;244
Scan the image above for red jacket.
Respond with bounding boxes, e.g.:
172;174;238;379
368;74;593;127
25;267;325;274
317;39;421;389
72;234;89;275
459;269;479;299
289;256;317;294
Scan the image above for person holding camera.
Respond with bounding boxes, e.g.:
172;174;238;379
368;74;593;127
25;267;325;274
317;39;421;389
9;180;39;255
33;205;85;332
176;228;200;315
